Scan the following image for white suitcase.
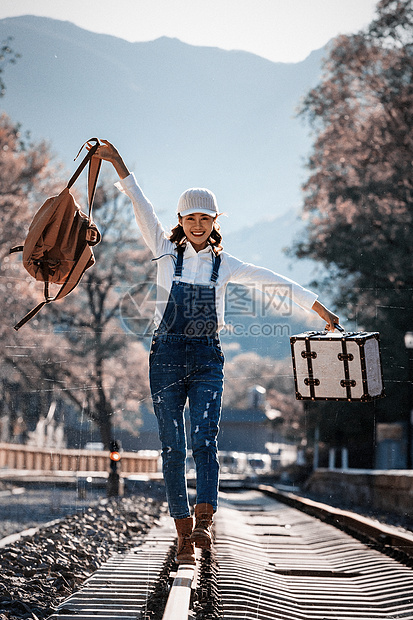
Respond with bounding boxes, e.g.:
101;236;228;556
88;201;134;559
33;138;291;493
290;328;385;402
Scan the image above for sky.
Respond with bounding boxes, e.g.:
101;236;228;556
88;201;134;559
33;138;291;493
0;0;379;64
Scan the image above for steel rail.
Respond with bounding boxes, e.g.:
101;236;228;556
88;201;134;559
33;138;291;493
44;516;200;620
46;514;178;620
161;562;197;620
256;483;413;559
215;486;413;619
9;482;413;620
0;518;61;549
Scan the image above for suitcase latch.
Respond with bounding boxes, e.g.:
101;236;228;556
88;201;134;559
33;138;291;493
304;378;320;386
340;379;357;388
338;353;354;361
301;350;317;359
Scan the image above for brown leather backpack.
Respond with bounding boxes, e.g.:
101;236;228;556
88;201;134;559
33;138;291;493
10;139;102;330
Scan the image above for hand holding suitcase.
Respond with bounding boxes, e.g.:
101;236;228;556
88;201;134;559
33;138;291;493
290;324;385;402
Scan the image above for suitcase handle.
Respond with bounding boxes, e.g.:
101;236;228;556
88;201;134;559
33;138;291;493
298;323;346;338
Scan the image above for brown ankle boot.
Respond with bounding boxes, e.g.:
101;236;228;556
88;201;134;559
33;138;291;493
190;503;214;549
174;516;196;565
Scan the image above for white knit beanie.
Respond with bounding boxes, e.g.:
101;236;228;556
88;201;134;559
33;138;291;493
177;188;219;217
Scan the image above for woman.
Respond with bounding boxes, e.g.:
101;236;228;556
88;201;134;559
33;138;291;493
91;140;339;564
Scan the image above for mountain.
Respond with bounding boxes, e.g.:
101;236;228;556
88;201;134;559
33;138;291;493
224;208;321;287
0;15;325;239
0;16;330;359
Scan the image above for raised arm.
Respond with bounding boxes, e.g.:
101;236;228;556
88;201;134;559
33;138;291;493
89;140;130;179
89;140;168;256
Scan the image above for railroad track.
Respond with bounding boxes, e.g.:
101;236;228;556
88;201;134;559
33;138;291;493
44;485;413;620
215;487;413;619
46;514;180;620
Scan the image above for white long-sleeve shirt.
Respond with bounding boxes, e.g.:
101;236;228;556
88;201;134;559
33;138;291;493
115;174;318;332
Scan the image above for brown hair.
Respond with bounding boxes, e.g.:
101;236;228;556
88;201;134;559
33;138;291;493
169;218;223;254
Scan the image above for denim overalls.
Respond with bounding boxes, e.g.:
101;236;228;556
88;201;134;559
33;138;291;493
149;246;224;519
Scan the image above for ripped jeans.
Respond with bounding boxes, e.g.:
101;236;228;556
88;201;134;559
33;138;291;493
149;334;224;518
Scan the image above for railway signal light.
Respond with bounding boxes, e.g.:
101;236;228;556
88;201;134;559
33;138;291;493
109;449;121;470
108;440;122;497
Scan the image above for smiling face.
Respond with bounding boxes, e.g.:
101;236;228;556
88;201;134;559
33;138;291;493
179;213;216;251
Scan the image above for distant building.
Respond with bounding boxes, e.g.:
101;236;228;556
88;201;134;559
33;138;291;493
117;386;297;468
218;407;269;453
375;422;407;469
129;402;271;453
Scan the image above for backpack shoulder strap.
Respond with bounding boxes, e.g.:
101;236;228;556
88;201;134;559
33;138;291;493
13;243;93;330
67;138;99;191
68;138;102;218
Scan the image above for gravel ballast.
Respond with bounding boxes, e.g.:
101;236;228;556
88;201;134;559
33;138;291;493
0;486;167;620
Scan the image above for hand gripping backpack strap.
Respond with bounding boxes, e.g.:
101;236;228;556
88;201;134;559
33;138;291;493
14;139;102;331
